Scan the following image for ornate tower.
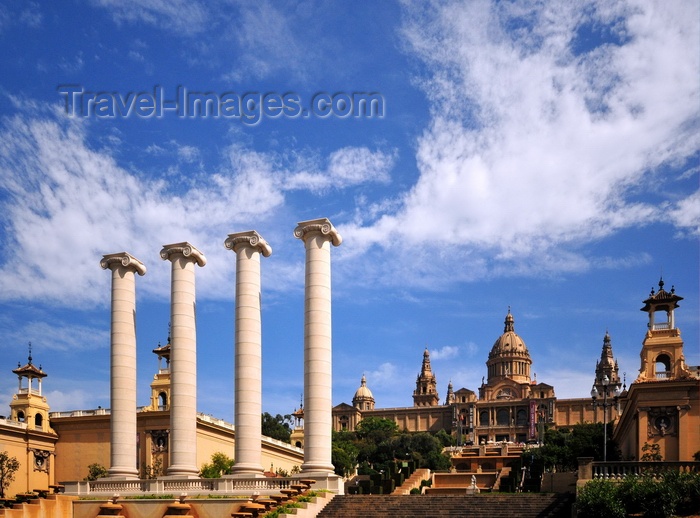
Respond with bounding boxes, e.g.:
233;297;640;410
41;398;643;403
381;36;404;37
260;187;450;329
486;310;532;385
10;344;51;433
445;381;455;405
637;278;691;381
352;375;375;411
594;332;621;392
413;348;439;407
149;334;171;411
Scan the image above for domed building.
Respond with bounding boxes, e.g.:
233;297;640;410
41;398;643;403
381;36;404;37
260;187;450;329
332;308;626;445
352;375;375;411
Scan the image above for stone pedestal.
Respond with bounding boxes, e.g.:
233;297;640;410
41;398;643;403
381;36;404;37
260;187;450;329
160;242;206;477
294;218;342;475
101;252;146;480
225;231;272;476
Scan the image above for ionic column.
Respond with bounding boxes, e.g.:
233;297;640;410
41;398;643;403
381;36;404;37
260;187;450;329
160;242;206;477
224;231;272;476
293;218;342;474
100;252;147;479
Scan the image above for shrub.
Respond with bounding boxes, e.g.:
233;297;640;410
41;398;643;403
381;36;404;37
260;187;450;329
84;463;108;481
576;479;624;518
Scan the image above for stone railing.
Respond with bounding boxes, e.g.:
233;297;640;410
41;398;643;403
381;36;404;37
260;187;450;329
0;417;27;429
62;474;344;496
577;458;700;483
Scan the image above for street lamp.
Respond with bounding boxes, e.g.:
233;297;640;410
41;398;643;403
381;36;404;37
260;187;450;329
591;374;621;461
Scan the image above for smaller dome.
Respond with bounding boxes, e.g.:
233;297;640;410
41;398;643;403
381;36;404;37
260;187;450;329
353;375;374;400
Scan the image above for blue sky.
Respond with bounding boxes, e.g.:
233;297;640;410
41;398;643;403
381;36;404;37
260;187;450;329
0;0;697;423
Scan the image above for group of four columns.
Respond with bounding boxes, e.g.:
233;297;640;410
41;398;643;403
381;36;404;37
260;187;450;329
100;218;341;479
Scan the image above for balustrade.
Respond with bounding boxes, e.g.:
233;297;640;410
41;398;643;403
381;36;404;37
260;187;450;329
589;461;699;481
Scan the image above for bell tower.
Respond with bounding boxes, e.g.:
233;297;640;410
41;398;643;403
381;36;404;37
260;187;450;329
10;343;51;433
148;333;172;412
594;332;621;392
413;348;439;407
637;278;691;381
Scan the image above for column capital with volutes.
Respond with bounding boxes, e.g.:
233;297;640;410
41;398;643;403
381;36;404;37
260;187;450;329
160;242;207;266
100;252;147;275
294;218;342;246
224;230;272;257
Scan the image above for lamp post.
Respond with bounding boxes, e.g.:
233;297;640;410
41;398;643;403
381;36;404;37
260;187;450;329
590;374;621;461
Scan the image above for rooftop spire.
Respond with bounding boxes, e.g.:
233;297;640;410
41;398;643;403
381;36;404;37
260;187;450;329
504;308;515;333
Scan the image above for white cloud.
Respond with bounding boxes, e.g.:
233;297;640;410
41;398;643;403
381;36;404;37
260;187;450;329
285;147;395;193
45;386;109;413
222;1;311;82
0;109;395;306
365;362;399;389
669;190;700;235
2;321;109;352
340;0;699;284
90;0;209;35
429;345;461;360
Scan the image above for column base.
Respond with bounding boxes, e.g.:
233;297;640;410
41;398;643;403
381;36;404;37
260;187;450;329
229;464;265;477
164;465;200;479
105;467;139;480
300;462;335;476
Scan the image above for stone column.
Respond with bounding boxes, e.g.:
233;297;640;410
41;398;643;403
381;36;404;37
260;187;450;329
100;252;147;479
294;218;342;474
160;242;206;477
224;231;272;476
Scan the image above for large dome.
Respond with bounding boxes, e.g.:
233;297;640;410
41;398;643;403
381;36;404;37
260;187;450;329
486;310;532;384
488;311;530;360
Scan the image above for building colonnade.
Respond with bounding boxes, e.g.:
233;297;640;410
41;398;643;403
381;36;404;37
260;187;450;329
101;218;340;480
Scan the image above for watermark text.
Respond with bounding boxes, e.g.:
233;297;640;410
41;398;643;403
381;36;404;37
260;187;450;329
57;85;384;124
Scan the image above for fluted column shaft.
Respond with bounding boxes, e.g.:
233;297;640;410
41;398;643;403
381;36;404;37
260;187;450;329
294;218;342;475
160;242;206;478
225;231;272;476
101;252;146;479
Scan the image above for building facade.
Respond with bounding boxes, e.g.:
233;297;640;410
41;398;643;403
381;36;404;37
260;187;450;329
614;280;700;461
333;281;699;461
0;340;304;497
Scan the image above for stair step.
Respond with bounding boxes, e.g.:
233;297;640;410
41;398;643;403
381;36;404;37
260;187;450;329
317;494;573;518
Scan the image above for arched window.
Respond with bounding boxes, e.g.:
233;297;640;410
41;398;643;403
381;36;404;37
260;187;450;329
159;392;168;410
516;409;527;426
496;409;509;426
479;411;489;426
17;410;25;422
35;413;43;429
655;354;671;378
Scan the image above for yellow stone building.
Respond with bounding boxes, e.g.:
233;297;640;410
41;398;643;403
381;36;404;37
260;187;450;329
0;340;303;497
333;280;699;462
614;280;700;461
0;348;58;496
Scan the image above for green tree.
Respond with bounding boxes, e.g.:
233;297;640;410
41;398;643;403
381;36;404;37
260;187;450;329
354;417;398;443
640;442;662;461
0;451;20;498
261;412;293;442
524;423;619;474
199;452;235;478
332;431;359;477
140;458;163;479
84;463;108;481
331;424;452;474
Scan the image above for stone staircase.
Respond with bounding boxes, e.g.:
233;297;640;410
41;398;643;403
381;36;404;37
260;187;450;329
391;468;431;494
0;494;76;518
316;493;574;518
